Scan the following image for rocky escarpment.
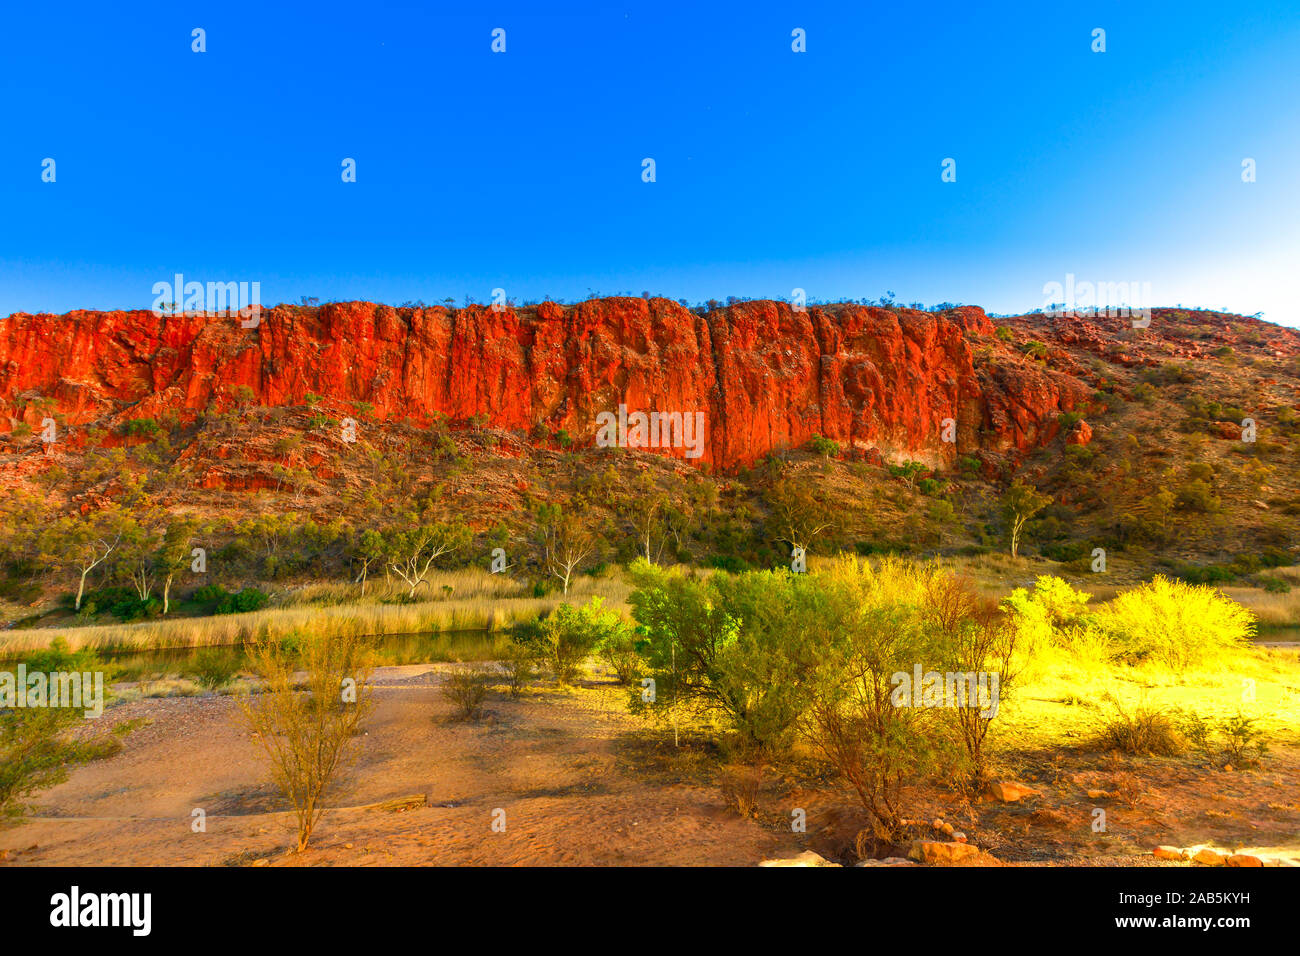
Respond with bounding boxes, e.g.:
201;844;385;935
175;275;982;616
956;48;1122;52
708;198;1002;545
0;298;1091;470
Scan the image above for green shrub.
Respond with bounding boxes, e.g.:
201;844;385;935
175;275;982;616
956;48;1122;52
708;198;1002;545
1041;540;1087;563
1260;575;1291;594
917;477;948;497
536;597;624;684
109;596;162;622
1;642;117;817
1057;411;1083;429
191;584;230;604
216;587;270;615
122;418;161;438
597;626;643;686
806;434;840;458
1181;711;1268;767
1175;479;1220;513
888;461;927;489
708;554;752;574
626;560;817;754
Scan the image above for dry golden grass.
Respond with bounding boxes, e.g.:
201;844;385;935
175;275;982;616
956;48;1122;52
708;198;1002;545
273;567;531;607
0;568;632;654
1221;584;1300;629
1000;641;1300;754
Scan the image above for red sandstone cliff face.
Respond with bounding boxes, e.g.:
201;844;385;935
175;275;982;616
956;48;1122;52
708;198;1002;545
0;298;1090;470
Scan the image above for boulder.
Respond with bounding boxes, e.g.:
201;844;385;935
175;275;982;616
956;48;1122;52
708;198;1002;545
987;781;1041;803
1066;420;1093;445
758;850;840;867
1192;847;1227;866
909;840;981;865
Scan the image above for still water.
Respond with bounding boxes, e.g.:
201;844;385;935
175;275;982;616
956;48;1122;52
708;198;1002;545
16;627;1300;682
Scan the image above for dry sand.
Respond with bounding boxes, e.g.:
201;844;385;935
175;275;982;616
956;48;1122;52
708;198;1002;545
2;663;1297;867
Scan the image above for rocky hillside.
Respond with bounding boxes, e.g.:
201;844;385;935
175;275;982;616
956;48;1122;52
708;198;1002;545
3;298;1300;582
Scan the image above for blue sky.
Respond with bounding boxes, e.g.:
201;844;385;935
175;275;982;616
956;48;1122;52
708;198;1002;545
2;1;1298;324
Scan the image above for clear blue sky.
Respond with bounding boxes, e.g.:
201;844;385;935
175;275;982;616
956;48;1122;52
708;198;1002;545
2;1;1298;324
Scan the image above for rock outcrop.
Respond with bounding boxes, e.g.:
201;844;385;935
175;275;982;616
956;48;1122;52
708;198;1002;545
0;298;1093;470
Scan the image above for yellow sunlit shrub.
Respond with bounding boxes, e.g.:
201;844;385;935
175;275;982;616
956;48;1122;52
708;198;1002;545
1095;575;1255;669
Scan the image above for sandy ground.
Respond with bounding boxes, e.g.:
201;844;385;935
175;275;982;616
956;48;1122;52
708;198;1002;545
0;665;800;867
2;663;1297;867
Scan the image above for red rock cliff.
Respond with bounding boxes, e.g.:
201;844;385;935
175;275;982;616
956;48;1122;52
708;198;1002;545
0;298;1089;470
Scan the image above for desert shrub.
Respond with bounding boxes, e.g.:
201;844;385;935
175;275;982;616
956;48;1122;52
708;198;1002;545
191;649;240;690
109;595;162;622
1041;540;1087;562
237;631;373;852
806;434;840;458
627;560;821;754
442;664;490;720
718;763;763;818
497;640;536;699
1132;382;1156;403
1002;575;1093;661
1094;576;1254;668
61;585;135;614
1057;411;1083;428
928;499;956;525
887;460;927;489
122;418;161;438
708;554;751;574
1219;713;1269;767
922;574;1019;785
1027;575;1092;626
1142;363;1194;386
597;625;643;686
1095;698;1184;756
1181;711;1268;767
1;709;95;817
0;641;118;817
1175;479;1220;513
799;557;957;843
191;583;228;603
537;597;624;684
1259;575;1291;594
917;477;948;497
